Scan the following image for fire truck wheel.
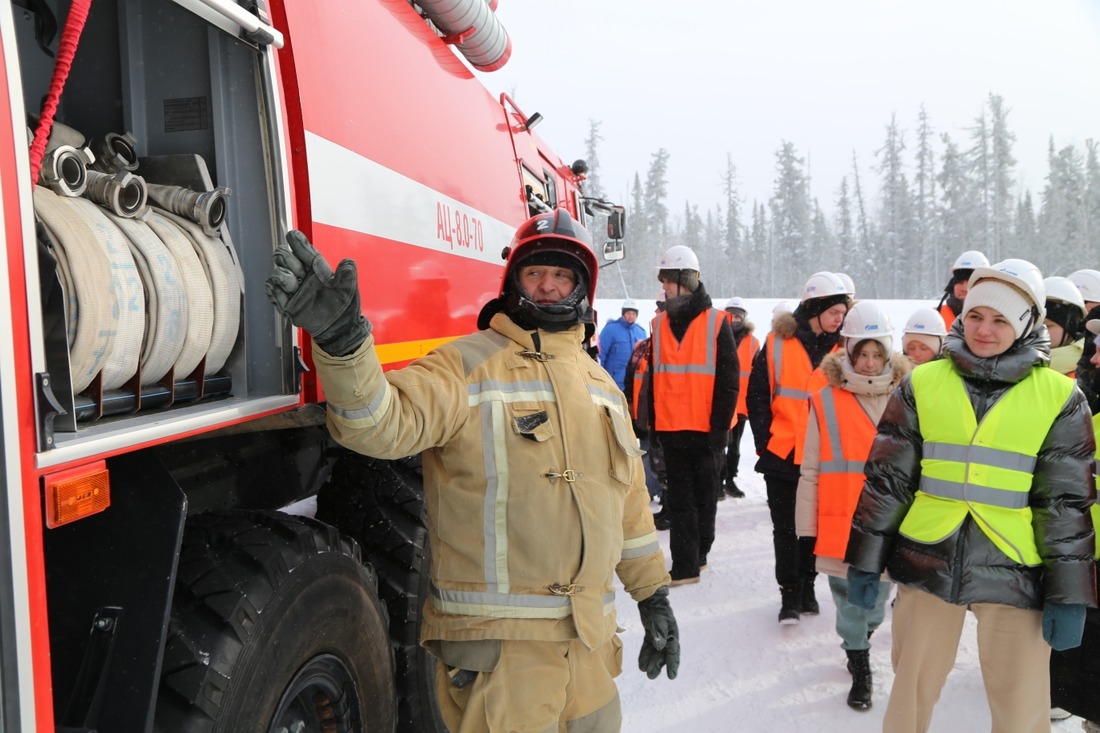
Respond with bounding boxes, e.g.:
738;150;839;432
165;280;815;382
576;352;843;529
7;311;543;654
317;453;447;733
154;510;396;733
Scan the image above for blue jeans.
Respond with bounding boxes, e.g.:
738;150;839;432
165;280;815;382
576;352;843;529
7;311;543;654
828;574;891;651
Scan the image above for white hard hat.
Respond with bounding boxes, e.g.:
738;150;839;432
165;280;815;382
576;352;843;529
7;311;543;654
835;272;856;297
725;296;747;315
903;307;948;337
1043;276;1086;316
840;300;893;360
951;250;990;274
801;271;848;302
656;245;700;271
966;258;1046;337
621;299;639;313
772;299;797;319
1069;269;1100;305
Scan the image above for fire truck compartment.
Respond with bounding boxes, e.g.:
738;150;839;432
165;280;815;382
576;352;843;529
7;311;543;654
14;0;295;465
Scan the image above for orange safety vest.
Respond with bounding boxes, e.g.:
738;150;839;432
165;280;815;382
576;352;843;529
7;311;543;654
652;308;725;432
809;386;878;560
630;353;648;421
939;303;956;332
734;333;760;422
765;332;832;463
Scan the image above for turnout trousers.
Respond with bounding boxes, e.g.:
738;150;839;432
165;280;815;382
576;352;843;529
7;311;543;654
885;584;1050;733
436;637;623;733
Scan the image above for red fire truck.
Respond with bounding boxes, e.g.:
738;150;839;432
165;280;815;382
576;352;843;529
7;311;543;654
0;0;624;730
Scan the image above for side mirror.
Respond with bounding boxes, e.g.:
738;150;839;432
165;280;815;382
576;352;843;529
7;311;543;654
602;240;625;263
607;207;625;241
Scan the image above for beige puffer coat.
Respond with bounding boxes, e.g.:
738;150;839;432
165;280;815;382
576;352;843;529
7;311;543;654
795;351;911;578
312;312;670;651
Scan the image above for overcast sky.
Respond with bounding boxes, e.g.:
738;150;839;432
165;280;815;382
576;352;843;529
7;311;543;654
482;0;1100;219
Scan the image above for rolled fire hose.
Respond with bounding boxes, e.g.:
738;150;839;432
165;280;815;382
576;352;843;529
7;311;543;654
144;210;214;378
154;209;240;373
106;213;189;385
64;197;146;390
33;186;116;393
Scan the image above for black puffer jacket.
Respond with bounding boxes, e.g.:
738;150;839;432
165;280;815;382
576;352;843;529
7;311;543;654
746;311;841;480
846;320;1097;610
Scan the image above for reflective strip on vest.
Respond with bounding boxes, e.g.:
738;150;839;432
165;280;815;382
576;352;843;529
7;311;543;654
765;332;834;461
816;387;868;475
651;309;722;375
901;360;1074;566
735;334;760;421
651;309;725;431
430;584;618;619
811;385;878;559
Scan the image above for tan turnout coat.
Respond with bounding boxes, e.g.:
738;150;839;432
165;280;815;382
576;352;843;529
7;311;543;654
313;312;670;651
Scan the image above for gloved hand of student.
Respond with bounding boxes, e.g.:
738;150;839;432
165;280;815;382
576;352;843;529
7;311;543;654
708;429;728;455
846;566;880;611
1042;602;1087;651
637;587;680;680
264;229;371;357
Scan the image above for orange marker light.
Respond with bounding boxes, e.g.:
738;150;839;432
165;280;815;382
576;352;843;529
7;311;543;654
44;461;110;528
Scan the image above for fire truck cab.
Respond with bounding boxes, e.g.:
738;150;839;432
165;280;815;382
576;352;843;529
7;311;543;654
0;0;624;730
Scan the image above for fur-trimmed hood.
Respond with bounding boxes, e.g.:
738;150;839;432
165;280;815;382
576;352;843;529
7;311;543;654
820;351;911;395
772;311;798;339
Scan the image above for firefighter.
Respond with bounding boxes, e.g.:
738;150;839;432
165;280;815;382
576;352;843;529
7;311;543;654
845;259;1095;733
937;250;989;331
599;298;646;390
265;212;678;733
646;245;738;585
748;271;852;623
722;296;759;499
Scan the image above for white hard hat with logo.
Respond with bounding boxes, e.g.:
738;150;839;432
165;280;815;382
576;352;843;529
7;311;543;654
621;299;639;313
840;300;893;359
966;258;1046;338
656;245;700;271
1069;269;1100;305
951;250;990;274
801;271;848;302
903;307;948;337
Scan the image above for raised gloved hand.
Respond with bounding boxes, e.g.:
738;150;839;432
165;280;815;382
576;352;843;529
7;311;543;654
846;566;880;611
708;429;729;455
637;586;680;680
1042;602;1087;651
264;230;371;357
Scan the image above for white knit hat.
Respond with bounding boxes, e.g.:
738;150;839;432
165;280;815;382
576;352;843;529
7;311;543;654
962;279;1037;340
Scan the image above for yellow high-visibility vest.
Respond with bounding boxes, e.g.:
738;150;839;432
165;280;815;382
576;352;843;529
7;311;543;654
902;359;1075;566
1092;413;1100;560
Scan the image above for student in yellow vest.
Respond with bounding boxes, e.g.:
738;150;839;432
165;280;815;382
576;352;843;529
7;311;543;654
845;258;1096;733
1043;275;1087;377
1049;318;1100;731
796;301;911;712
647;245;738;586
721;296;759;499
748;272;853;623
936;250;989;332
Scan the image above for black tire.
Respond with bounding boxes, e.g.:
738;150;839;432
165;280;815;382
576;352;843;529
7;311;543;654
154;511;396;733
316;454;446;733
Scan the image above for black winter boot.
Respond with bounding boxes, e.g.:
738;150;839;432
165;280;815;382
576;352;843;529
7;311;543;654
846;649;872;710
778;585;801;625
800;578;820;615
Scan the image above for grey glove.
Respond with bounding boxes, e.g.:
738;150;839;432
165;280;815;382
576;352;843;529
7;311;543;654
637;587;680;680
264;230;371;357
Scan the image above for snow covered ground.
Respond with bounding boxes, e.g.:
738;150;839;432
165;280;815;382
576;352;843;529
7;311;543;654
614;455;1087;732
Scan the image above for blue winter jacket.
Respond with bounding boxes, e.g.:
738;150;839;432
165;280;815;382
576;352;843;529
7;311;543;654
599;317;646;390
